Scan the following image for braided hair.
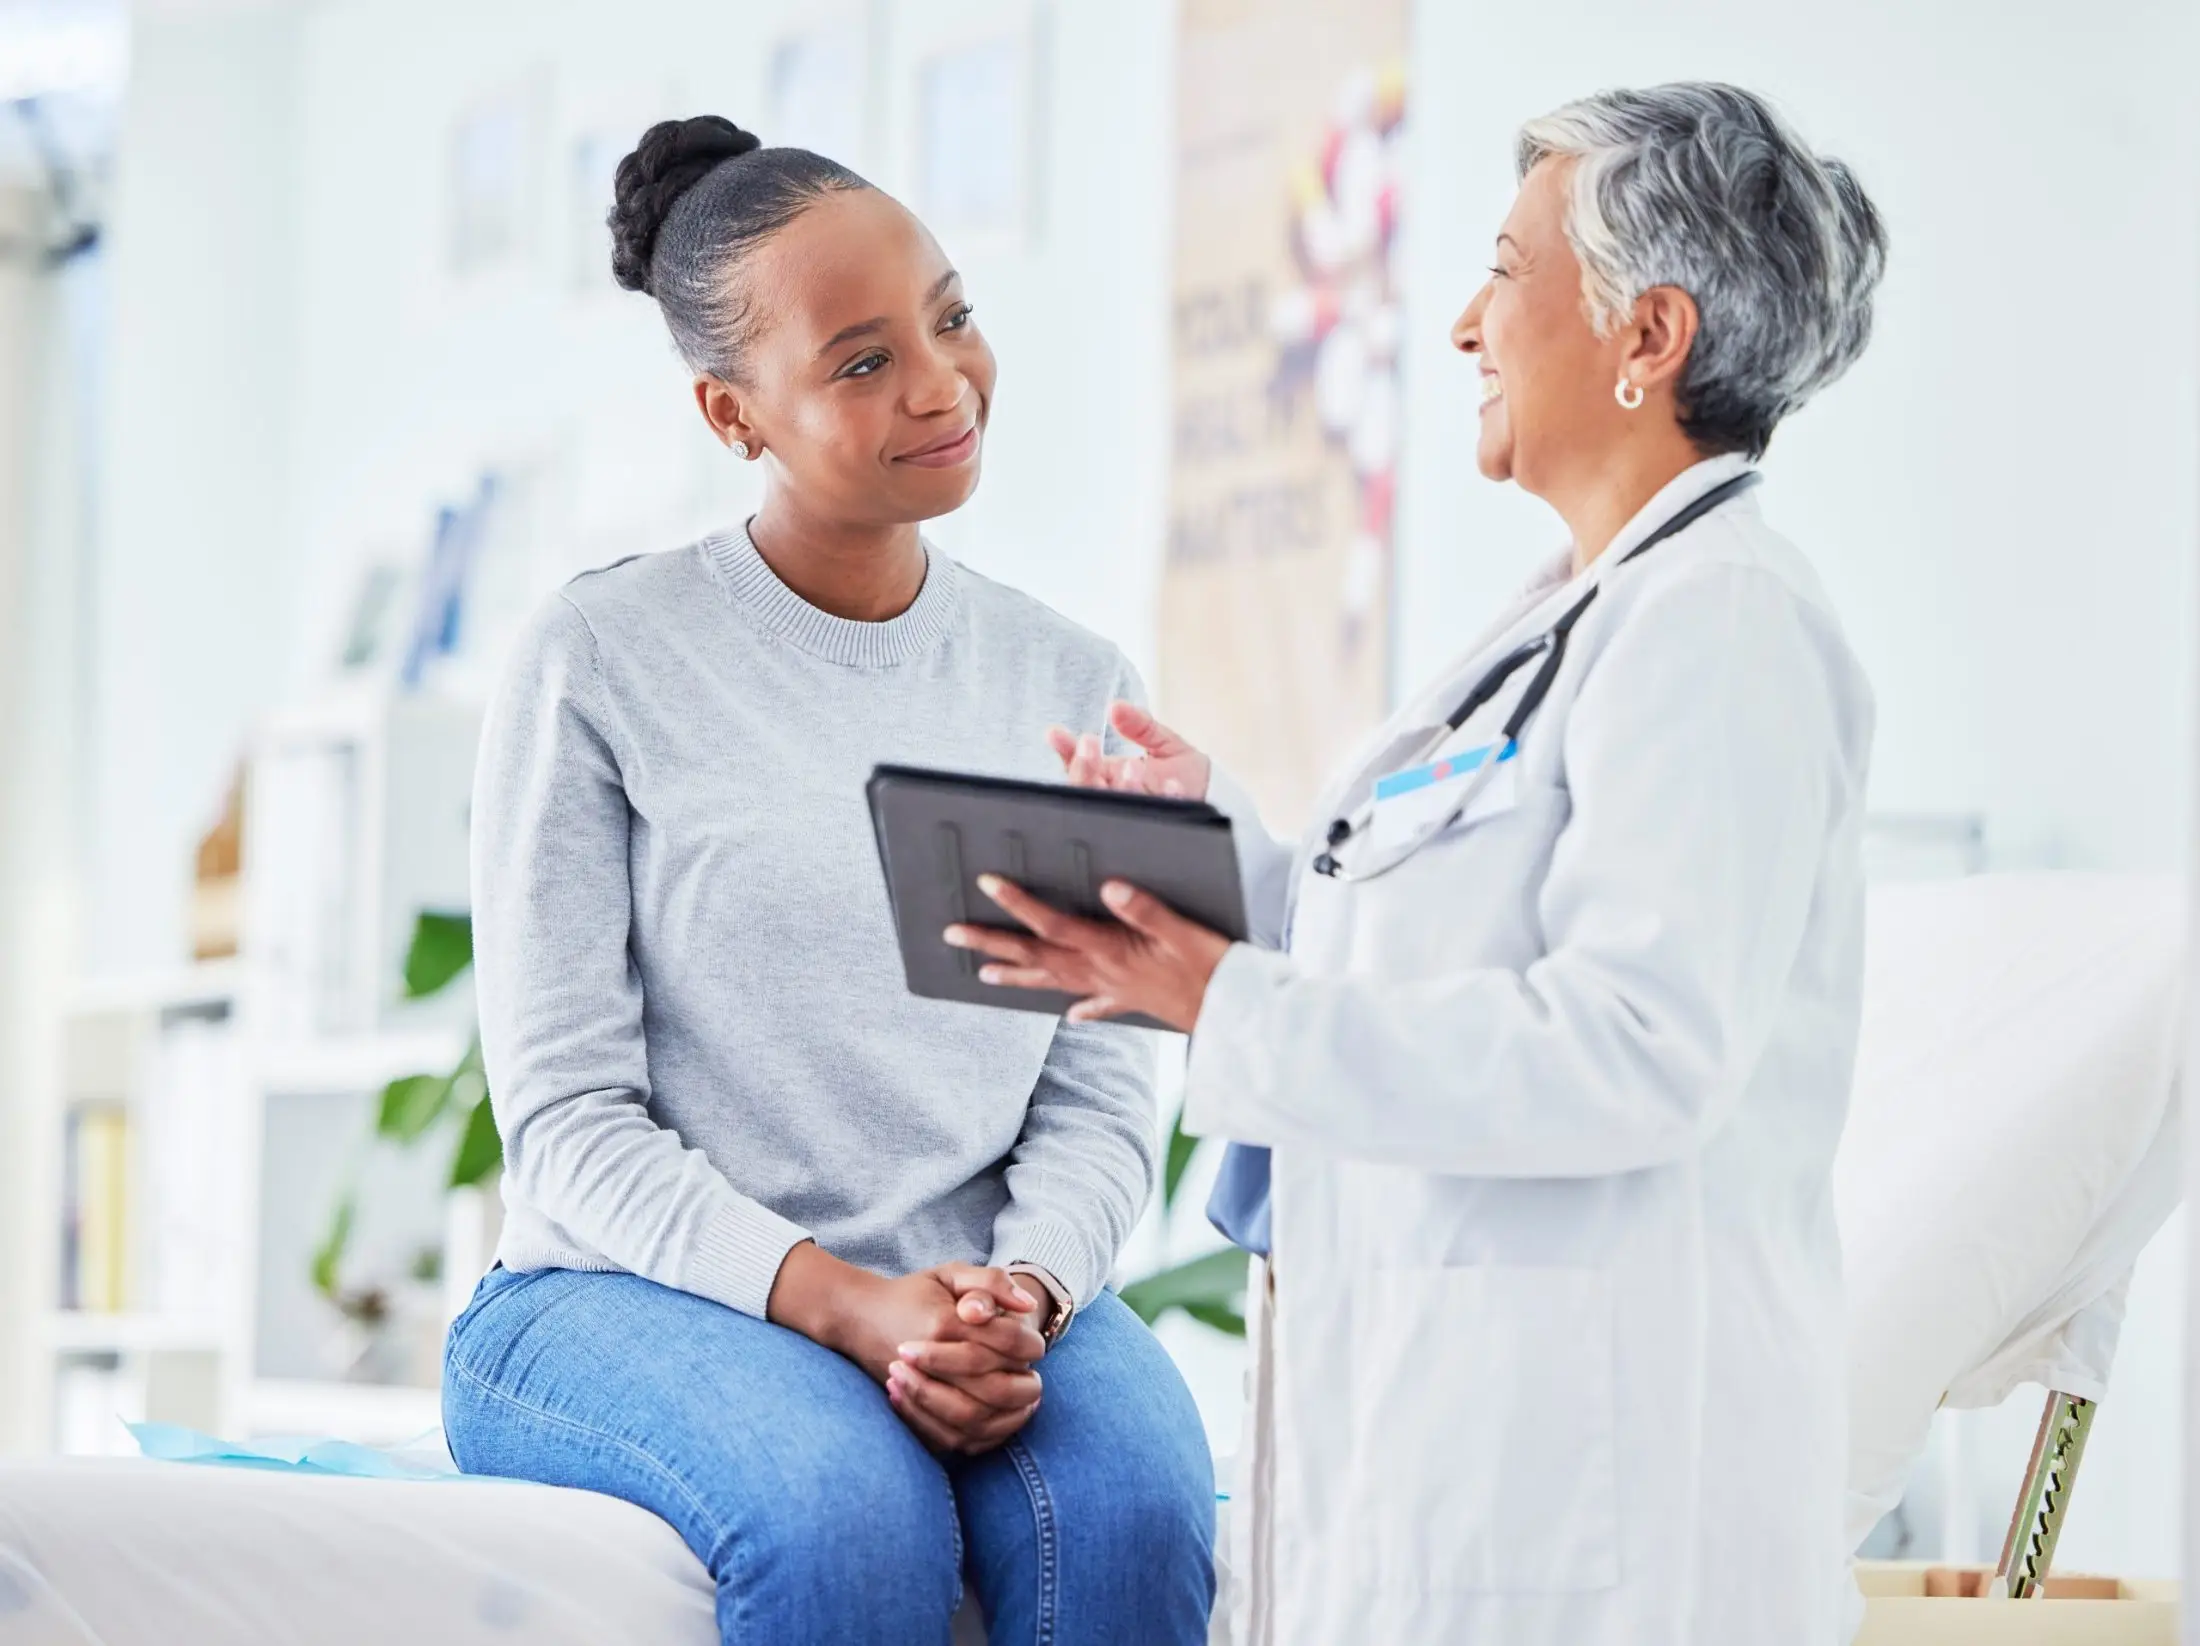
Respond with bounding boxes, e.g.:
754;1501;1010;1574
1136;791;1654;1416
607;115;869;380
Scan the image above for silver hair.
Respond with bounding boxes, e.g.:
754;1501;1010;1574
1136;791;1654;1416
1516;82;1887;458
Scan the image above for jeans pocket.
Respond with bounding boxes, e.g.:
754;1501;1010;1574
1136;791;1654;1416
443;1263;543;1385
1342;1265;1619;1594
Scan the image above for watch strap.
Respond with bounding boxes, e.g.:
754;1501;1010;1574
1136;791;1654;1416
1006;1263;1075;1344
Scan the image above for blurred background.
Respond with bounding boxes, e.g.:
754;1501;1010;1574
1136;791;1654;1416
0;0;2193;1589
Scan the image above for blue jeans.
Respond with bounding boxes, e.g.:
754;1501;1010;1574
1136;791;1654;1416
442;1267;1214;1645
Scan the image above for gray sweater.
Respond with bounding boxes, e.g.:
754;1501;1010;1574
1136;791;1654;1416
471;529;1158;1318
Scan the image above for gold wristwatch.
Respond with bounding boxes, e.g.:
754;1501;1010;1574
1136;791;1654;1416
1006;1263;1075;1345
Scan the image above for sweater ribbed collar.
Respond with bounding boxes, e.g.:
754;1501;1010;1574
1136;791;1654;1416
707;523;960;667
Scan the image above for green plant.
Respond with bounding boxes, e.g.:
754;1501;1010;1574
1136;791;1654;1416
1115;1110;1248;1337
310;912;499;1311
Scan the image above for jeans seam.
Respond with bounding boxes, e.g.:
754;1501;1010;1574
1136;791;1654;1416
943;1462;966;1616
1004;1438;1059;1646
444;1356;749;1616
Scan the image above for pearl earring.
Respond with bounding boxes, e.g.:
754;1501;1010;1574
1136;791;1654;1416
730;440;751;460
1614;378;1645;411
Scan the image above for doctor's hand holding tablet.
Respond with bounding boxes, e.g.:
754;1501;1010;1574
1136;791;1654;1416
907;80;1890;1646
941;705;1230;1031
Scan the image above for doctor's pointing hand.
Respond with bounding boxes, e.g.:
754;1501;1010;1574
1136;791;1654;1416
954;83;1887;1646
947;708;1227;1030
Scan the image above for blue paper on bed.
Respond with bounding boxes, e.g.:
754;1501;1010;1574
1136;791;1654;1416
127;1421;460;1482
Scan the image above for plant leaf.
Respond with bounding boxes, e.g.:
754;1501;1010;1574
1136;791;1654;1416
1162;1109;1199;1210
446;1059;488;1116
376;1073;451;1143
402;911;474;999
311;1195;355;1299
1179;1299;1248;1338
1116;1247;1248;1327
449;1092;503;1188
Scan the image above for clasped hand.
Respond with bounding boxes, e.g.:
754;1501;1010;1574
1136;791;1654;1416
869;1265;1050;1456
772;1244;1050;1456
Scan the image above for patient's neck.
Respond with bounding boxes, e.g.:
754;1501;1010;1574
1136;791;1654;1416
747;494;926;622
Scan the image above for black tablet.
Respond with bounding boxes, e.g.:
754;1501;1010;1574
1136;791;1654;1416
867;763;1250;1030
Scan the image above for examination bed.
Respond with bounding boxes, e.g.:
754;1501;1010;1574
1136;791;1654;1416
1837;874;2184;1633
0;874;2184;1644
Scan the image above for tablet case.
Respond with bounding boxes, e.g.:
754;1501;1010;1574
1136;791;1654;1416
868;764;1250;1030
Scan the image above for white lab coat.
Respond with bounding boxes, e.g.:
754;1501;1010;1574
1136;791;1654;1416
1185;454;1875;1646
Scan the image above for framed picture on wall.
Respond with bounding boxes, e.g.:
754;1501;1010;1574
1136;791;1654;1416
564;84;679;295
768;16;872;169
567;130;622;290
448;86;538;276
909;2;1046;254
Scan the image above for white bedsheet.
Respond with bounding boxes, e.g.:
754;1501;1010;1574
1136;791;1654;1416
0;1456;1001;1646
0;1458;717;1646
1834;873;2184;1551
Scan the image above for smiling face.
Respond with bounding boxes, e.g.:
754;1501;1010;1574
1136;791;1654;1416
705;187;996;526
1449;158;1629;495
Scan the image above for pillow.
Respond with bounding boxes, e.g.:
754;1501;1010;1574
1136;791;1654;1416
1834;874;2183;1551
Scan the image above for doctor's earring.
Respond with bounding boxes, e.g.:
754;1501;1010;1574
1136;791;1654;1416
729;440;752;460
1614;377;1645;411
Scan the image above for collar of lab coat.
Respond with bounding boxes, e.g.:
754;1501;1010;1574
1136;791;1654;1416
1397;453;1762;734
1308;453;1768;835
1492;452;1761;659
1598;449;1758;567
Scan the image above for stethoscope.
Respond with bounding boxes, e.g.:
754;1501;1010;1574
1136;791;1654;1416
1312;469;1763;883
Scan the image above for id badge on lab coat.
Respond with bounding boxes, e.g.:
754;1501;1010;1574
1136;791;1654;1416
1367;740;1518;853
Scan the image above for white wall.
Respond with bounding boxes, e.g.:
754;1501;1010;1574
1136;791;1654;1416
1397;0;2199;876
0;183;47;1452
89;1;301;973
0;170;109;1450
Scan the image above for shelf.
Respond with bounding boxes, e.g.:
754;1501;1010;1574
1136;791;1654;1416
247;1378;443;1442
67;959;243;1019
41;1311;228;1355
254;1027;470;1095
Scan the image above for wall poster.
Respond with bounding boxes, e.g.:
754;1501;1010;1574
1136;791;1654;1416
1160;0;1407;831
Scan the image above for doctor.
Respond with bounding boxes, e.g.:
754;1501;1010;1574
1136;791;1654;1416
950;84;1886;1644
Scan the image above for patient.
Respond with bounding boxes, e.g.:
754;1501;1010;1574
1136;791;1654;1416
440;115;1213;1646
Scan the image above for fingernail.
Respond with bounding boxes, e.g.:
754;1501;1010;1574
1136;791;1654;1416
980;966;1003;985
888;1361;909;1382
1102;882;1132;908
977;875;1003;896
897;1344;921;1362
944;927;968;947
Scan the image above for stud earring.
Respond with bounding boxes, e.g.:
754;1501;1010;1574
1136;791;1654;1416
730;440;751;460
1614;378;1645;411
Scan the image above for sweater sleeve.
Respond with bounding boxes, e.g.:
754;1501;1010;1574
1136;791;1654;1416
987;1017;1160;1306
472;594;811;1317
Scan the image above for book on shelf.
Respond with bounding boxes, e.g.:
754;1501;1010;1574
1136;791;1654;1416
53;1356;141;1456
141;1014;245;1319
62;1105;131;1313
246;738;362;1038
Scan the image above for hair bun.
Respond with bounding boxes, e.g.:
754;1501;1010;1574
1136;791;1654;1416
609;116;763;295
